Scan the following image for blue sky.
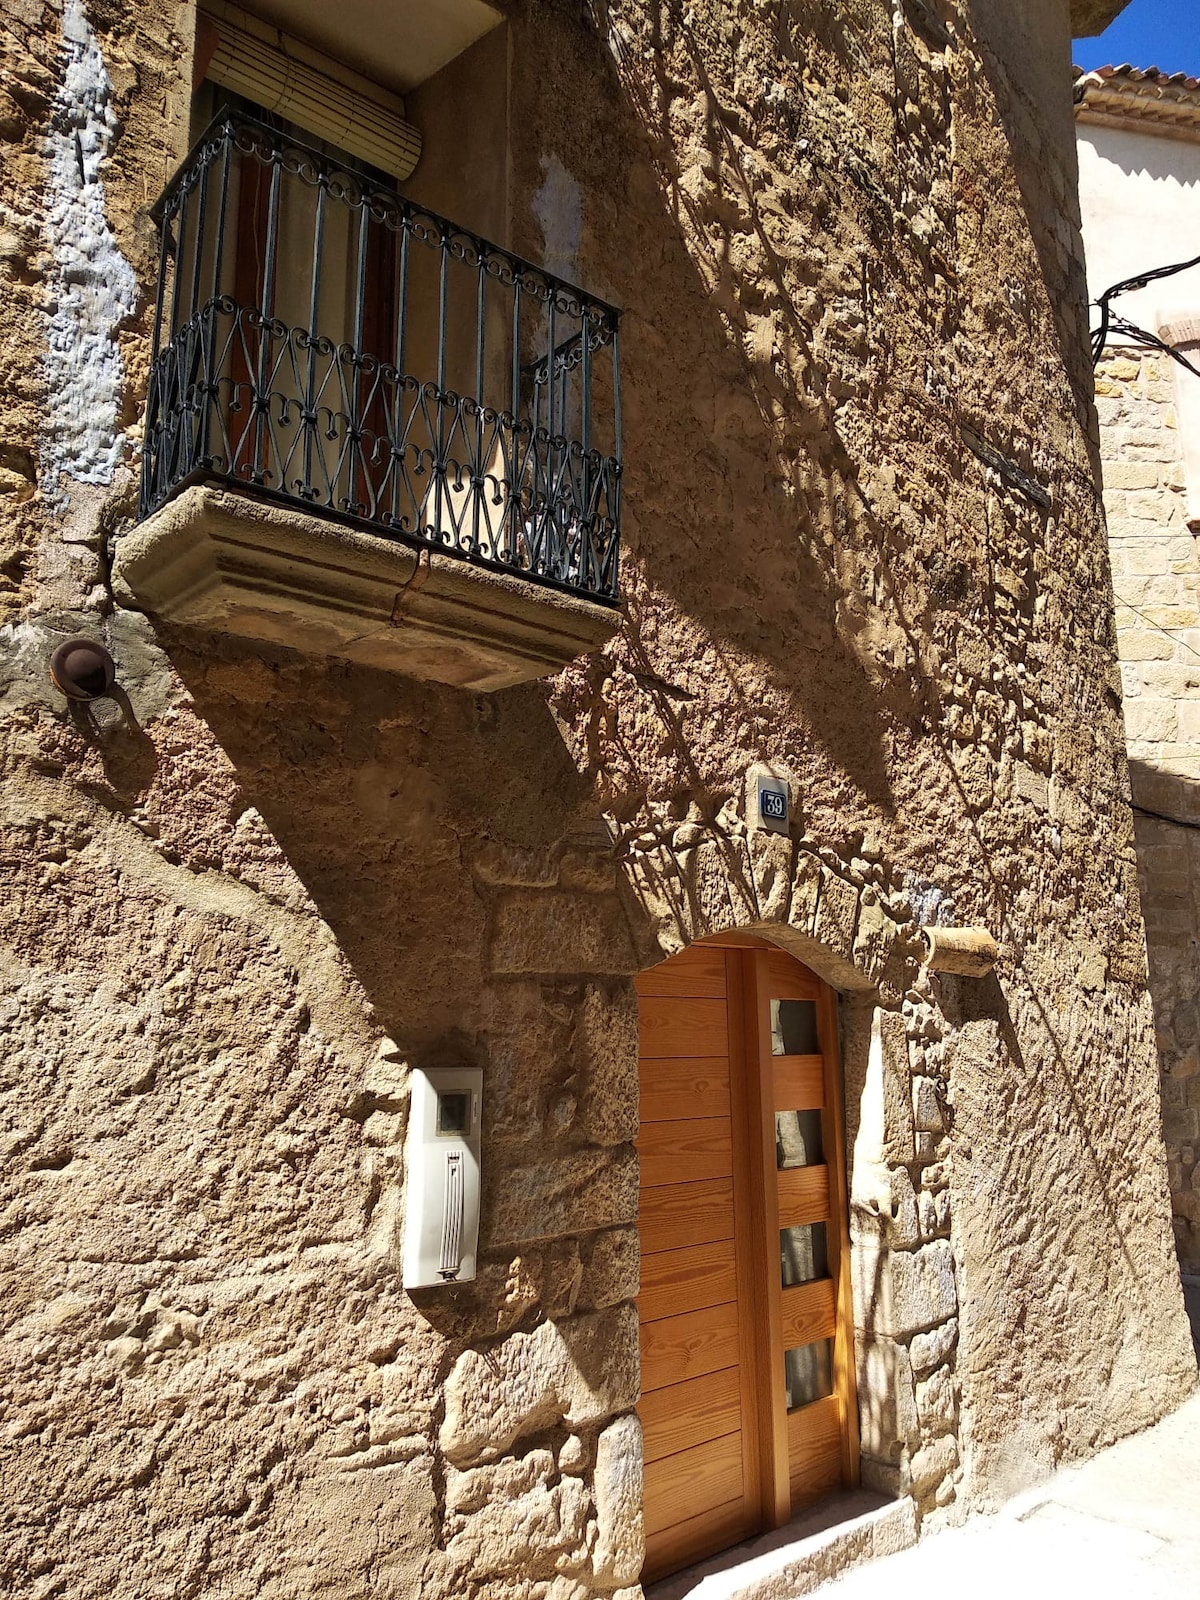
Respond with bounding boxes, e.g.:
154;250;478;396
1074;0;1200;76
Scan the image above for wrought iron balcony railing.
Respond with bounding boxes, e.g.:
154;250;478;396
141;111;622;603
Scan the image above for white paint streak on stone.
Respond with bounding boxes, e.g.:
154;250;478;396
41;0;137;504
906;877;952;928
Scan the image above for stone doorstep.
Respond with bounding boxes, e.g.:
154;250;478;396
644;1492;918;1600
110;483;621;692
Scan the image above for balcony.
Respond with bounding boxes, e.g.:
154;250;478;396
115;110;623;691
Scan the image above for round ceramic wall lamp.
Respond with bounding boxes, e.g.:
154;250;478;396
49;637;117;703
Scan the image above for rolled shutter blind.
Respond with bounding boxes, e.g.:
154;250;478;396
203;8;421;180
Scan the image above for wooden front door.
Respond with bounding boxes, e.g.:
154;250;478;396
636;940;858;1583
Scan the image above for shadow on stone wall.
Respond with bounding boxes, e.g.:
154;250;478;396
100;0;1176;1389
1128;757;1200;1274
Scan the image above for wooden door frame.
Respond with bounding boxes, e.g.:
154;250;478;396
693;933;860;1529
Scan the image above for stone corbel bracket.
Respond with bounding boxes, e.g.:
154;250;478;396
919;926;998;977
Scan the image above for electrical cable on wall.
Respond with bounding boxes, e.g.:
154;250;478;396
1091;252;1200;371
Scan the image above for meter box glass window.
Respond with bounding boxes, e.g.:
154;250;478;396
402;1067;482;1289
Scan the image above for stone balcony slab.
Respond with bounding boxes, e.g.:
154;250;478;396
1071;0;1133;35
112;484;621;692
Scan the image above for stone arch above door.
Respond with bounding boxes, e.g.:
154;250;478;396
623;822;920;1004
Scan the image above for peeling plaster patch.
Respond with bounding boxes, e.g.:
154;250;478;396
533;155;582;285
0;611;181;719
41;0;137;506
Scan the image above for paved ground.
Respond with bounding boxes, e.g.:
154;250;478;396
819;1387;1200;1599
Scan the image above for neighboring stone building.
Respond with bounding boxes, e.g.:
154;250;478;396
1076;65;1200;1287
0;2;1193;1597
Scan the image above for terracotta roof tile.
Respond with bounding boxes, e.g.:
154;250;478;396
1073;62;1200;133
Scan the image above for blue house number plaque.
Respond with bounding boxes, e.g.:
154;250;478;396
757;776;789;835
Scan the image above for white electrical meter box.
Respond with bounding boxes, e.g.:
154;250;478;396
401;1066;482;1289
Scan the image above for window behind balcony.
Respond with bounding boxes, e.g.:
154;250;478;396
141;20;621;602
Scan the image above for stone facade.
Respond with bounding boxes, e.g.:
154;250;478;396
1076;71;1200;1277
1094;351;1200;1269
1;3;1192;1598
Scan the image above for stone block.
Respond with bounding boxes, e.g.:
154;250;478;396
853;898;895;986
1123;699;1178;744
445;1475;590;1577
558;847;617;894
1118;629;1176;663
591;1414;644;1586
887;1168;921;1249
814;868;860;963
446;1450;556;1514
1105;462;1160;491
790;851;822;939
748;827;794;922
703;836;760;931
907;1434;958;1499
472;841;560;888
488;891;638;976
879;1009;915;1165
854;1240;957;1339
578;1227;639;1312
911;1075;944;1134
440;1306;639;1466
483;1146;638;1249
1129;491;1173;521
856;1334;919;1459
573;983;639;1147
909;1317;958;1374
915;1363;956;1435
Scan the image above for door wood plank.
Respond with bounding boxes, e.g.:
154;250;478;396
637;947;728;999
772;1055;825;1112
640;1299;741;1393
639;1057;731;1122
737;945;790;1529
639;1364;741;1464
642;1497;755;1585
639;1237;737;1324
818;980;860;1487
638;1116;732;1189
639;995;729;1058
639;1177;735;1255
779;1278;836;1349
790;1450;842;1509
777;1164;832;1227
767;949;822;1000
642;1431;744;1538
787;1394;844;1506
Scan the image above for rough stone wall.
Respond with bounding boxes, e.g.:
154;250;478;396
0;2;1195;1598
1094;346;1200;1274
